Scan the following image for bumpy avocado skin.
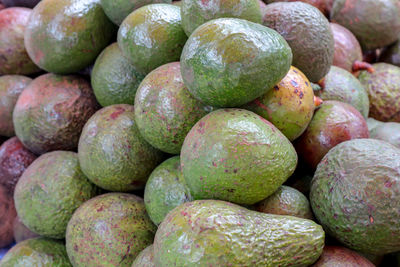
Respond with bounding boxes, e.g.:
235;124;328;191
118;4;187;74
315;66;369;118
91;43;145;107
144;156;192;225
312;246;375;267
66;193;157;267
78;104;164;192
370;122;400;149
181;18;292;107
331;0;400;50
154;200;324;267
181;109;297;205
131;245;155;267
311;139;400;255
181;0;262;36
135;62;212;154
24;0;115;74
359;63;400;122
244;66;315;141
263;2;334;82
0;75;31;137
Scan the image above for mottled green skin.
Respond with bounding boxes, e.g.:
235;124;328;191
78;104;164;192
181;18;292;107
0;75;31;137
380;39;400;67
66;193;157;267
13;216;39;243
315;66;369;118
144;156;192;225
331;0;400;50
12;73;99;155
154;200;324;266
0;7;41;75
181;0;262;36
311;139;400;255
366;117;383;132
91;43;145;107
135;62;212;154
263;2;334;82
131;245;155;267
14;151;98;239
181;109;297;205
118;4;187;74
311;246;375;267
24;0;115;74
359;63;400;122
0;238;72;267
101;0;171;25
370;122;400;149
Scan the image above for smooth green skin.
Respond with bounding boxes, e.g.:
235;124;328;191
144;156;192;225
366;117;383;132
0;237;72;267
331;0;400;50
91;43;145;107
263;2;334;82
359;63;400;122
66;193;157;267
380;39;400;67
311;139;400;255
134;62;212;154
370;122;400;149
78;104;164;192
315;66;369;118
154;200;325;267
256;185;313;220
24;0;115;74
0;75;31;137
181;18;292;108
131;245;155;267
118;4;187;74
101;0;171;25
181;0;262;36
14;151;98;239
181;109;298;205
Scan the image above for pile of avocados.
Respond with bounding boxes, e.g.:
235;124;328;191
1;0;400;266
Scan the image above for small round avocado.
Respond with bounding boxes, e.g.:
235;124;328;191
0;184;16;249
2;0;41;8
118;4;187;74
134;62;212;154
13;216;39;243
66;193;157;267
91;43;145;107
312;246;375;267
0;75;31;137
244;66;315;141
370;122;400;149
131;245;155;267
24;0;115;74
0;237;72;266
78;104;164;192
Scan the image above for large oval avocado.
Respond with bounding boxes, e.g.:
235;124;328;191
132;245;155;267
0;184;16;249
312;246;375;267
24;0;115;74
13;216;39;243
370;122;400;149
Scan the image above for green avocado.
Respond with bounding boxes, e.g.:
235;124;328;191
131;245;155;267
311;138;400;255
91;43;145;107
370;122;400;149
154;200;324;266
0;237;72;267
312;246;375;267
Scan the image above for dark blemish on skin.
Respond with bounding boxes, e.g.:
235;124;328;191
110;109;125;120
274;86;279;91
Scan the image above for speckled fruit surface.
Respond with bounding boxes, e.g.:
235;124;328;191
131;245;155;267
0;184;16;249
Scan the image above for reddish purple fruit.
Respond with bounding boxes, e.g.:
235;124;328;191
0;184;17;248
312;246;375;266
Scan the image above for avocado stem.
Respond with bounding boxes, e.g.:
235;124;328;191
352;61;375;73
314;96;323;107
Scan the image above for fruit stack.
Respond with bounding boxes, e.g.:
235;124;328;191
0;0;400;266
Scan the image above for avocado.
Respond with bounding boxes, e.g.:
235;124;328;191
263;2;334;82
131;245;155;267
0;184;16;249
311;138;400;255
144;156;192;225
24;0;115;74
118;4;187;74
0;75;31;137
256;185;313;219
358;63;400;122
91;43;145;107
12;73;99;155
2;0;41;8
66;193;156;267
181;18;292;107
295;100;369;169
154;200;324;266
312;246;375;266
380;38;400;67
0;8;40;75
244;66;315;141
78;104;164;192
0;237;72;266
181;0;262;36
13;216;39;243
315;66;369;118
265;0;332;16
330;0;400;50
370;122;400;149
134;62;212;154
366;117;383;132
181;109;297;205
